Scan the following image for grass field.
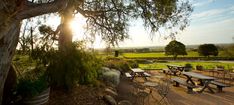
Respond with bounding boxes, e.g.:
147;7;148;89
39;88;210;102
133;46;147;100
122;51;226;58
139;61;234;70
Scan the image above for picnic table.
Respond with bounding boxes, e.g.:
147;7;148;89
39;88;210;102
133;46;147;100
127;68;151;81
182;72;216;93
164;64;185;76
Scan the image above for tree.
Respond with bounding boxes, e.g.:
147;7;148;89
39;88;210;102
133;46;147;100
198;44;218;57
165;40;187;59
19;19;41;54
0;0;193;103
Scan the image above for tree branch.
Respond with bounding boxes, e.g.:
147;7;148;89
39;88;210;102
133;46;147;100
16;0;68;20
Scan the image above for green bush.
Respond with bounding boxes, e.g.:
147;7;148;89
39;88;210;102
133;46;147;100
185;63;192;68
17;65;48;97
196;65;203;70
31;42;102;90
104;58;131;73
47;45;102;89
184;63;193;72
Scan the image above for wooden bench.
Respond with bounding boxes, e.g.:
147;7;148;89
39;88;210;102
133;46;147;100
143;72;151;77
210;81;230;92
172;77;196;93
125;73;132;78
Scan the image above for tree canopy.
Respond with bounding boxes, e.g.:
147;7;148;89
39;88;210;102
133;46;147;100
165;40;187;59
198;44;219;57
2;0;192;45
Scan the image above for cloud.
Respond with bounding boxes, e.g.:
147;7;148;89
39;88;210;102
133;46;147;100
194;0;215;7
231;5;234;13
178;17;234;45
191;5;234;23
192;8;226;19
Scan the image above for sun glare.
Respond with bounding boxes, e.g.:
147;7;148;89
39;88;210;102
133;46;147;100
69;14;104;48
69;14;86;41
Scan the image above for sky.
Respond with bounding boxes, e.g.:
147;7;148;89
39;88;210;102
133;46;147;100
45;0;234;48
115;0;234;48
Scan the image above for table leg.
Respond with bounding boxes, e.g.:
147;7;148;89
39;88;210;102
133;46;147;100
173;71;177;76
141;73;147;81
198;79;204;86
198;81;214;93
131;73;136;81
185;75;195;85
130;71;134;75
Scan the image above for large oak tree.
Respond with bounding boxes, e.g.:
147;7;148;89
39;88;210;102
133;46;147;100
0;0;192;104
165;40;187;59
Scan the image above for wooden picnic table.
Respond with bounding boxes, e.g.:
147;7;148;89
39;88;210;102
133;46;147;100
130;68;150;81
182;72;216;93
166;64;185;76
131;68;144;73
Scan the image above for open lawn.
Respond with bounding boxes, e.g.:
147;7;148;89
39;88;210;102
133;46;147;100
122;51;226;58
139;61;234;70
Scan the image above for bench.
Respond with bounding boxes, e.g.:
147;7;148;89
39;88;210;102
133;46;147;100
172;77;196;93
143;72;151;77
210;81;230;92
125;73;132;78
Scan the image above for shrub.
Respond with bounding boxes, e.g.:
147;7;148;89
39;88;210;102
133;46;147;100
104;58;132;74
196;65;203;70
48;47;101;89
31;42;102;90
185;63;192;68
184;63;193;72
17;65;48;97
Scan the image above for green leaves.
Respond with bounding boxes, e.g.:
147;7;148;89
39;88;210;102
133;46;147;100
81;0;192;46
165;40;187;59
198;44;219;57
17;66;48;97
46;42;102;89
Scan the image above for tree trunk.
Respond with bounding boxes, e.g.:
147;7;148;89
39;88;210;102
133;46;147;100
173;54;177;60
0;1;68;104
2;65;17;105
0;19;21;105
30;27;34;53
58;6;74;51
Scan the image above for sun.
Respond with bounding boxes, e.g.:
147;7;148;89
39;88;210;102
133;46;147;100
69;14;86;41
69;14;105;48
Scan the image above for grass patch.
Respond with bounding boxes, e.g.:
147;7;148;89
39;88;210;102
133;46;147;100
122;51;226;58
139;61;234;70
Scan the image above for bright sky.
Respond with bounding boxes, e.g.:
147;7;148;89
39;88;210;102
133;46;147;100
118;0;234;48
47;0;234;48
